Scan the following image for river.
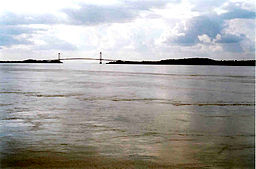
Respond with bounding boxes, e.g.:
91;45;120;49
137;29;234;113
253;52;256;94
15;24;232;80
0;62;255;168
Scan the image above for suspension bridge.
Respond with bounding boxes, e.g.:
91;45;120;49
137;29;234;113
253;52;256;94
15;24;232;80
58;52;118;64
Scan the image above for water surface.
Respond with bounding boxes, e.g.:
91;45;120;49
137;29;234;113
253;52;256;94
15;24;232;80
0;62;255;168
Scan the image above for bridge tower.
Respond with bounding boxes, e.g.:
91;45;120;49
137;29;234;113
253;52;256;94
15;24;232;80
99;52;102;64
58;53;61;60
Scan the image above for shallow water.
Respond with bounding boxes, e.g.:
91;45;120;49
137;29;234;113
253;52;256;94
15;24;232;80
0;62;255;168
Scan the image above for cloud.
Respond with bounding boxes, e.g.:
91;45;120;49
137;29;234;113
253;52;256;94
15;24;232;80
0;0;178;26
0;12;62;25
198;34;211;43
63;5;137;25
34;36;77;50
0;0;178;49
215;34;244;43
0;0;254;60
223;18;255;53
63;0;178;25
161;0;255;54
0;26;43;48
164;15;223;45
220;8;256;20
189;0;226;12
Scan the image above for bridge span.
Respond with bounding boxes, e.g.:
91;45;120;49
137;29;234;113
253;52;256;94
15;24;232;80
60;57;117;61
58;52;118;64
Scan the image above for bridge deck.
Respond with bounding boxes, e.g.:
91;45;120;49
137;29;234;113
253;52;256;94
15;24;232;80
60;57;117;61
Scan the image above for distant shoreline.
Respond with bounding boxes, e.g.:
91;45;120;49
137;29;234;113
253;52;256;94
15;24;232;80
0;58;255;66
107;58;255;66
0;59;62;63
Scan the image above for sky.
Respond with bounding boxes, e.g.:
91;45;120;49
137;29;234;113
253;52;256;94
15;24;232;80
0;0;255;61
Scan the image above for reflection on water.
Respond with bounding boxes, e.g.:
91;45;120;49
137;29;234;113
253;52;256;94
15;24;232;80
0;63;255;168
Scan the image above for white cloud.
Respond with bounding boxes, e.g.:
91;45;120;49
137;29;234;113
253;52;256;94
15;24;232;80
152;0;199;20
198;34;211;43
0;0;78;15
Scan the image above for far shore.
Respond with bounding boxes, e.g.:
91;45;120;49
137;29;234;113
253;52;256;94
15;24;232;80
1;57;255;66
107;58;255;66
0;59;62;63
